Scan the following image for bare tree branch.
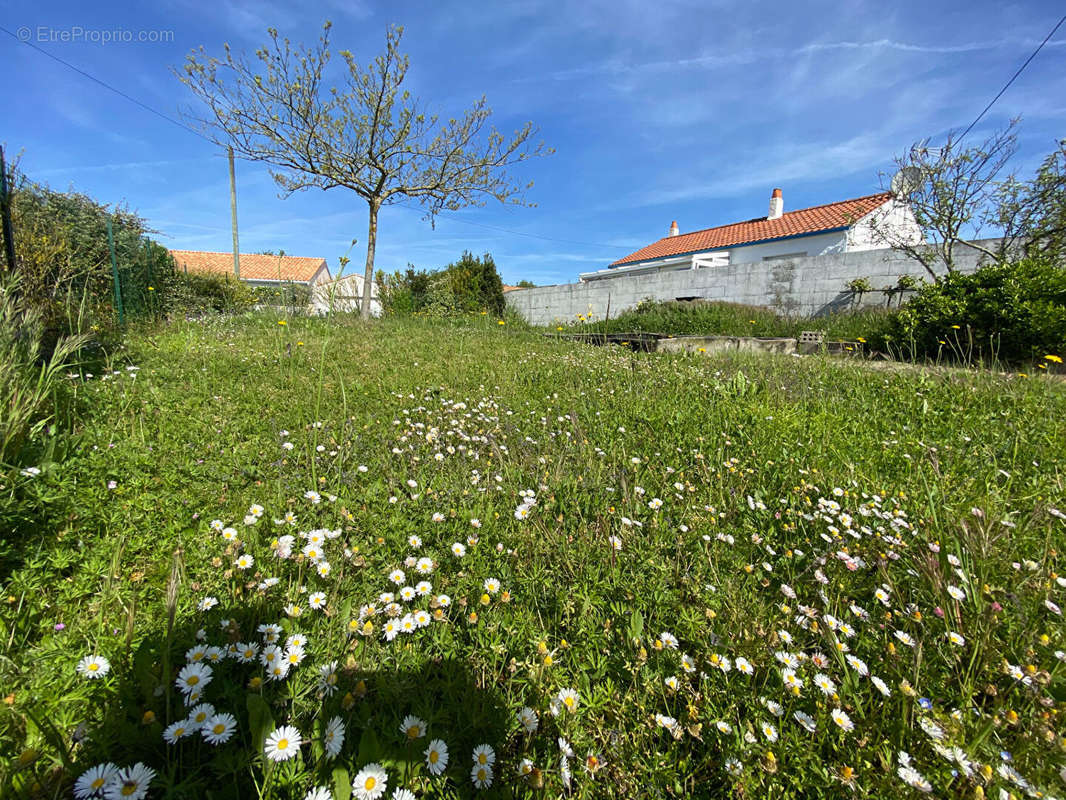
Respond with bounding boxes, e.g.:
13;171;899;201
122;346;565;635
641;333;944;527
176;23;552;317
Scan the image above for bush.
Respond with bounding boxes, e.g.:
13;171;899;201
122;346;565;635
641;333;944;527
7;169;176;334
891;256;1066;364
380;252;505;316
166;272;257;315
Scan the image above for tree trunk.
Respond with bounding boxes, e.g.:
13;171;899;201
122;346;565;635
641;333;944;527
360;197;381;319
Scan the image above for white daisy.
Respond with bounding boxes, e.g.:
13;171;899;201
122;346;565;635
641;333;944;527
73;763;118;799
175;663;212;695
352;762;388;800
76;655;111;680
425;739;449;775
202;713;237;745
264;725;302;761
163;720;193;744
324;716;345;759
400;715;426;740
101;763;156;800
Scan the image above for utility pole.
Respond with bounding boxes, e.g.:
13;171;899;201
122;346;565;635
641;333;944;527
228;146;240;278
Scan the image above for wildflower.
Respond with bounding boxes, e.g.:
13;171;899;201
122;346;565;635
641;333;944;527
415;557;434;574
175;663;212;695
871;675;892;696
101;763;156;800
309;591;327;610
235;553;254;570
471;763;493;789
425;739;448;775
947;631;966;646
814;673;836;695
77;655;111;679
664;675;679;691
400;715;426;740
264;725;302;761
188;704;214;727
202;713;237;745
305;788;333;800
793;710;816;732
473;744;496;767
831;709;854;732
197;596;219;612
415;581;432;596
715;720;733;733
73;763;118;799
484;578;500;594
318;662;339;696
556;687;580;712
324;716;345;758
389;569;406;585
735;657;754;675
352;763;388;800
845;654;868;676
918;717;945;740
163;720;193;744
762;722;778;742
518;706;539;733
451;543;466;558
947;585;966;601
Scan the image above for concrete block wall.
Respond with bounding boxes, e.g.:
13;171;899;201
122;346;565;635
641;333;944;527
506;242;998;326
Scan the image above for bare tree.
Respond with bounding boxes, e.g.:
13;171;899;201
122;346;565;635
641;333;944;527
177;23;550;317
874;120;1020;281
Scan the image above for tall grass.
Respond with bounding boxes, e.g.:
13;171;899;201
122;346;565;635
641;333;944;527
0;274;88;467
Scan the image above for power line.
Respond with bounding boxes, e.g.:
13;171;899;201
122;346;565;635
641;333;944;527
0;24;213;144
3;25;629;252
958;13;1066;142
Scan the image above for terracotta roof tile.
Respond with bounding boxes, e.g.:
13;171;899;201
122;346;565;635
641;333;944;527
169;250;330;283
611;193;891;267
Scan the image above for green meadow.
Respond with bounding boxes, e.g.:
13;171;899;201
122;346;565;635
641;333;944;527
3;313;1065;799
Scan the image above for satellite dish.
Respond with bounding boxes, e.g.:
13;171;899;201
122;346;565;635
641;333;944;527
891;166;922;197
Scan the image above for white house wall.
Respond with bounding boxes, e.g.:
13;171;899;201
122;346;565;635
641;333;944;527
729;230;848;262
506;239;999;324
846;201;924;251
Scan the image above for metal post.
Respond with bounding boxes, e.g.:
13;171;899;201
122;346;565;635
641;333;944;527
144;238;154;316
0;145;16;275
107;219;125;325
229;146;240;278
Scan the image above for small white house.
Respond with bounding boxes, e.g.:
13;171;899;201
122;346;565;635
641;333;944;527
310;273;382;316
580;189;923;281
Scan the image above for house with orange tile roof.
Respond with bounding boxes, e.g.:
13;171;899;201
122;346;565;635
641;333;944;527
169;250;332;288
579;189;923;281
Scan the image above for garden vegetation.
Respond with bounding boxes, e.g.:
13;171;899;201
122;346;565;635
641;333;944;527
2;313;1065;799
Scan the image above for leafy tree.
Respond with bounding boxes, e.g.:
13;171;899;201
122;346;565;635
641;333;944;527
515;279;536;288
177;23;550;318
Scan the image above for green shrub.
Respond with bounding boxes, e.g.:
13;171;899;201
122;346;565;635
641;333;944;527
250;282;312;309
166;272;257;315
891;256;1066;364
8;170;175;333
380;252;505;316
569;299;898;349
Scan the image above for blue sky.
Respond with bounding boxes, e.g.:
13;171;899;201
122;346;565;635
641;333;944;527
5;0;1065;285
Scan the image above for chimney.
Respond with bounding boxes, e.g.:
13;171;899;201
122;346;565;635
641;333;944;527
669;220;679;237
768;188;783;220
